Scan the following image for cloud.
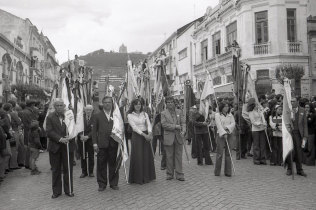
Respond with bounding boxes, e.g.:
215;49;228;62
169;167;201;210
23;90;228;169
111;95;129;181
0;0;218;63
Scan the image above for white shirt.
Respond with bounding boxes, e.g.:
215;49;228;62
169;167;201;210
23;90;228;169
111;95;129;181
127;112;152;135
103;110;111;121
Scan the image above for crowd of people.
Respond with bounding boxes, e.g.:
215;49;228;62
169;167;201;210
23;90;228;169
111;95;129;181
1;90;315;199
0;100;48;184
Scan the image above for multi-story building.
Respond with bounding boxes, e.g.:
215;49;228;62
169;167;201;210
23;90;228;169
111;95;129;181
148;32;178;95
173;17;204;100
0;9;59;101
192;0;312;98
119;44;127;53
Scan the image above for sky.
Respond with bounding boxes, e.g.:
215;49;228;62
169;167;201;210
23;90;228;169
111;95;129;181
0;0;219;63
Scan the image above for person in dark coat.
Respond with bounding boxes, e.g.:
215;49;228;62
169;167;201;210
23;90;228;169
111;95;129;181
78;105;95;178
21;100;37;169
92;96;119;191
234;103;250;159
285;97;307;177
303;103;316;166
46;99;76;198
192;108;213;166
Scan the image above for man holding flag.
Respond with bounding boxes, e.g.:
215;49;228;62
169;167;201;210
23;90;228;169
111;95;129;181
283;91;307;177
92;96;120;191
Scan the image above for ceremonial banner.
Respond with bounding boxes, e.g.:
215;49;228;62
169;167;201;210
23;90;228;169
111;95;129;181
75;87;84;134
111;103;128;168
43;84;58;131
199;76;215;118
282;78;294;162
64;109;77;139
127;60;139;102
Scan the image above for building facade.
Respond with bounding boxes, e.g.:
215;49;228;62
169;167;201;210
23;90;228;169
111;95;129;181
0;9;59;102
193;0;312;98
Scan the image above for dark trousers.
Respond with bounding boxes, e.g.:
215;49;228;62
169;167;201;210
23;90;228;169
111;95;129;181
247;133;253;154
196;133;212;164
40;137;47;150
209;127;217;152
214;134;233;176
152;135;166;168
286;130;303;172
252;130;266;164
191;131;197;159
124;123;131;154
78;140;94;175
25;146;30;168
271;136;282;165
49;145;74;195
236;132;249;158
97;147;119;188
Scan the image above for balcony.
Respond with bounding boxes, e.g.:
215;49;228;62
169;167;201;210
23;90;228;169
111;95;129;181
194;51;232;72
254;42;271;55
286;41;302;53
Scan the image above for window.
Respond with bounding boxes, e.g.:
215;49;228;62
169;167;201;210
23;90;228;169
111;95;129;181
213;32;221;56
257;69;269;79
201;39;208;62
255;11;268;44
226;75;233;83
213;76;222;86
287;9;296;42
179;48;187;60
227;22;237;47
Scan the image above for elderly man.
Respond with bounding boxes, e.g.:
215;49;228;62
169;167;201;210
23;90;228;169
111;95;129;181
46;99;75;198
161;96;186;181
78;105;95;178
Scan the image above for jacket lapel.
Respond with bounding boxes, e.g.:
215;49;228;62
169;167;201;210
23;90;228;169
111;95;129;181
166;109;175;123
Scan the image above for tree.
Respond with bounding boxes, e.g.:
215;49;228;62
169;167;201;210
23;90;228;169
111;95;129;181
275;64;304;97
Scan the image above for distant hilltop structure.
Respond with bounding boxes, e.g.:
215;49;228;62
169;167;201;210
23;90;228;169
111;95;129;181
119;44;127;53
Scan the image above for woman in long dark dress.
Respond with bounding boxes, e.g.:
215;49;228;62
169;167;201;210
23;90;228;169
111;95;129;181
127;98;156;184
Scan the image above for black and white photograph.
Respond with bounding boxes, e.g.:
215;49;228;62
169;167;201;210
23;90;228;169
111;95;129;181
0;0;316;209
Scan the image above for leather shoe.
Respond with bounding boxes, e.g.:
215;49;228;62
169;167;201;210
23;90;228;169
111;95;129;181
176;177;185;181
65;193;74;197
98;187;106;191
51;194;60;199
225;174;232;177
166;176;173;180
89;173;95;177
80;173;87;178
110;186;119;190
297;171;307;177
286;170;292;176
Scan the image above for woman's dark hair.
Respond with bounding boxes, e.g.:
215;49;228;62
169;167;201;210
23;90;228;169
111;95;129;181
3;103;12;112
127;98;143;114
305;103;315;113
247;103;256;112
8;100;16;108
218;102;230;113
19;102;26;110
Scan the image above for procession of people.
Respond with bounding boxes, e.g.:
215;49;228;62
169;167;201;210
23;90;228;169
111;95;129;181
1;56;316;201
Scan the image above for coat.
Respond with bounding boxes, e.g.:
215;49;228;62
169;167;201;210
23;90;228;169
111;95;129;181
46;111;76;154
161;109;186;146
92;110;117;148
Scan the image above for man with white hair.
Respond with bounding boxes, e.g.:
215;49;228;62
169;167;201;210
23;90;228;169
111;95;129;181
78;104;95;178
46;98;75;198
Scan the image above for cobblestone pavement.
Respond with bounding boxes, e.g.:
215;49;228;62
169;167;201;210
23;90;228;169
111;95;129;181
0;145;316;210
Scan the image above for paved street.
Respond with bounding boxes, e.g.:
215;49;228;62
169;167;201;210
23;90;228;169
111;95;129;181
0;146;316;210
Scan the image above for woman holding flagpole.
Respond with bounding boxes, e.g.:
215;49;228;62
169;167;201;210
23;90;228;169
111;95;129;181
248;98;267;165
127;98;156;184
214;102;235;177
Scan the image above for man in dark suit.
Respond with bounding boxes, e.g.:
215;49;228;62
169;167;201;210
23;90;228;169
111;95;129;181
78;105;95;178
92;96;119;191
46;99;75;198
161;96;186;181
21;100;37;169
285;97;307;177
